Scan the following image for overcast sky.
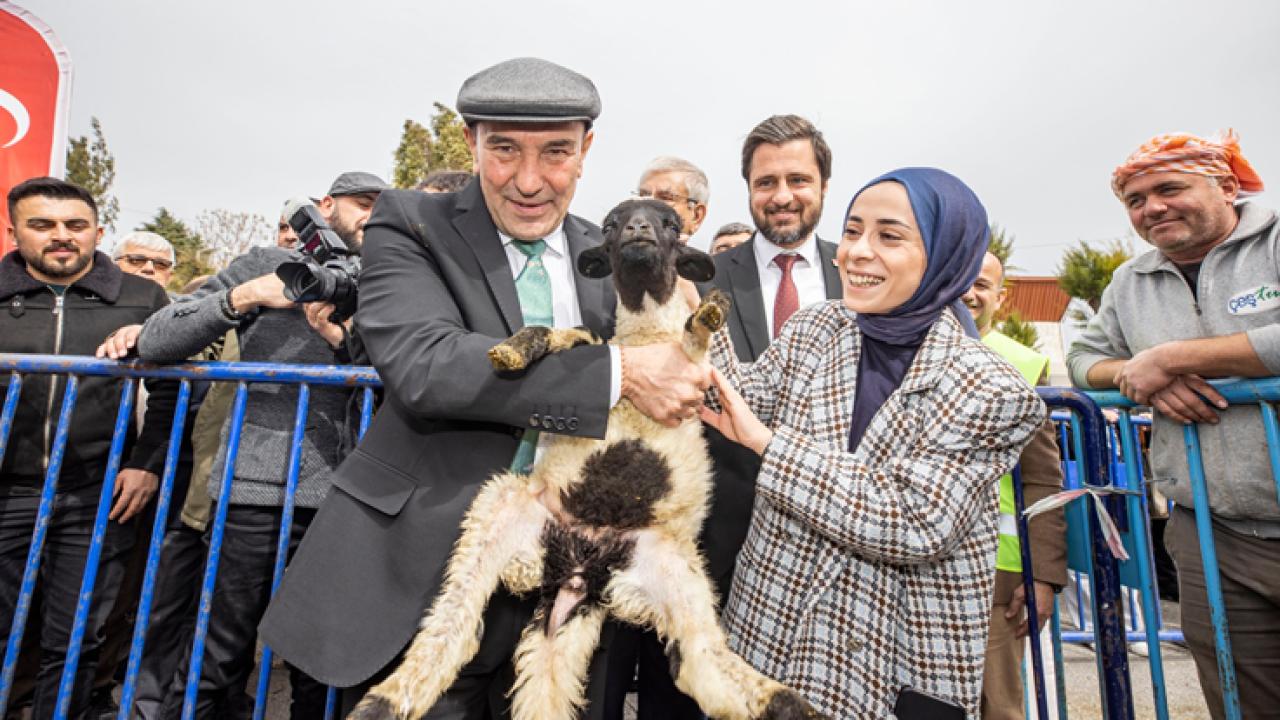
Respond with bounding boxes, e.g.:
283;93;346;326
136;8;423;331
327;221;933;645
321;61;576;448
14;0;1280;274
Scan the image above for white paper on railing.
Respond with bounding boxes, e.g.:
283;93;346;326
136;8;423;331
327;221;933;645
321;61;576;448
1023;487;1134;562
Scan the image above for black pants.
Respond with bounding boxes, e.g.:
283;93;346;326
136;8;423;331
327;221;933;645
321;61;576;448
601;624;702;720
0;484;135;720
130;524;210;720
159;504;324;720
341;589;616;720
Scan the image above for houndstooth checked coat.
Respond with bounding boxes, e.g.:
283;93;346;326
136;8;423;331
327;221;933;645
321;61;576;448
710;301;1045;718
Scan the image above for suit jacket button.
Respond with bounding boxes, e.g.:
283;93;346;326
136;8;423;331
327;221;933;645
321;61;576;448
529;414;540;427
554;417;566;431
542;416;554;430
847;638;864;652
567;418;579;431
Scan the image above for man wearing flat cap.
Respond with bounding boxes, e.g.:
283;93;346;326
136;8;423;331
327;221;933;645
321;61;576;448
261;58;711;718
1068;130;1280;718
134;171;387;718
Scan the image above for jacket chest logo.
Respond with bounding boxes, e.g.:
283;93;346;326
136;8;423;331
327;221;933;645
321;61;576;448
1227;285;1280;315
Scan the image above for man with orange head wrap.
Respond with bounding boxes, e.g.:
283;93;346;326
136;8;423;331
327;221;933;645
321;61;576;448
1069;130;1280;719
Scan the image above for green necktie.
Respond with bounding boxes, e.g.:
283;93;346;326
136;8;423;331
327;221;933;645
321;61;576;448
510;239;552;473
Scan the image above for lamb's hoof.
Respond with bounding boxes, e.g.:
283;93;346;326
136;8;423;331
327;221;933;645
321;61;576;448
757;688;828;720
695;300;726;332
346;694;397;720
489;343;527;371
698;289;731;332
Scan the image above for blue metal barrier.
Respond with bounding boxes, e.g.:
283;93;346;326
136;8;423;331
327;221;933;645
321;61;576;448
5;353;1277;720
0;354;379;720
1084;379;1280;720
1021;379;1280;720
1031;388;1134;720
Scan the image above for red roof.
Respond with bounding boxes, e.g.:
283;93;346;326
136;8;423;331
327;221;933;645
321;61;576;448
1000;276;1071;322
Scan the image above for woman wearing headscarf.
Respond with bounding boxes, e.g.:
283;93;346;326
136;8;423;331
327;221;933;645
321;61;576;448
700;168;1046;717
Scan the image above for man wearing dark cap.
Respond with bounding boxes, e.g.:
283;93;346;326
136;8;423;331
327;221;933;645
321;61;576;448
260;58;711;719
134;171;387;719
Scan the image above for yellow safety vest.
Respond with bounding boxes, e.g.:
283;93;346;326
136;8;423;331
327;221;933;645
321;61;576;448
982;330;1050;573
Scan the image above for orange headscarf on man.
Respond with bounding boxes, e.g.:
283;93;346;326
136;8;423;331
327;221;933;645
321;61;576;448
1111;129;1265;197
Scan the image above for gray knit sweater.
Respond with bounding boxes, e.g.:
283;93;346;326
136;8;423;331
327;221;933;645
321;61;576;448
136;246;354;508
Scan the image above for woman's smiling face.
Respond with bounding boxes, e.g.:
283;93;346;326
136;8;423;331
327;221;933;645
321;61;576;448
838;181;928;315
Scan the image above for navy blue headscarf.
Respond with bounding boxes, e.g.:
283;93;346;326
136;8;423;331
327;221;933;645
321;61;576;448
846;168;990;452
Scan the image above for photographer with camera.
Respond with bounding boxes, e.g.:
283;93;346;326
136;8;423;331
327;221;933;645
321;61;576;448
133;171;387;719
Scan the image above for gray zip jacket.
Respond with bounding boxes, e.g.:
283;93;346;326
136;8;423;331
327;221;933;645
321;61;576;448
1068;202;1280;536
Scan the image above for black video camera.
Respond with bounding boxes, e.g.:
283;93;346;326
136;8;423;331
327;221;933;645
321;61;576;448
275;204;360;323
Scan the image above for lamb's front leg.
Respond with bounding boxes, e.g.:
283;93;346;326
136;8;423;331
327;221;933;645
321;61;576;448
606;531;827;720
682;289;731;361
349;472;552;720
489;325;603;371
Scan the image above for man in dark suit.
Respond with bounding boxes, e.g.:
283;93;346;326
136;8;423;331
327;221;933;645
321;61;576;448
604;115;843;720
258;58;710;720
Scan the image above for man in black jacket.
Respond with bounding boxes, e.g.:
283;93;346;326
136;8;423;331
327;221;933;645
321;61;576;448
0;177;174;719
260;58;711;719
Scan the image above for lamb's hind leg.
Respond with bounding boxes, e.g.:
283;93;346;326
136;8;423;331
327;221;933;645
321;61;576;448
682;288;731;361
509;525;634;720
606;531;827;720
349;472;551;720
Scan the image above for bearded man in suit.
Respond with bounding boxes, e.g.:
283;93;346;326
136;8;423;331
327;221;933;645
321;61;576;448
259;57;711;720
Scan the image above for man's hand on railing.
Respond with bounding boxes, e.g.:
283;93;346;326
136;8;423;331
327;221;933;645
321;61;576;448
1113;345;1177;405
96;324;142;360
111;468;158;523
1148;375;1226;425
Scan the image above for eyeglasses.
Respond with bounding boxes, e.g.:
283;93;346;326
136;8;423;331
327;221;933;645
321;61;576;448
631;189;697;207
120;254;174;271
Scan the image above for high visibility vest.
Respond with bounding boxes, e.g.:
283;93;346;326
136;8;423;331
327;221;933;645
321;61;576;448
982;330;1050;573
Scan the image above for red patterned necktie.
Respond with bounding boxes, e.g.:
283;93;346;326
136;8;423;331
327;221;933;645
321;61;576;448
772;254;799;338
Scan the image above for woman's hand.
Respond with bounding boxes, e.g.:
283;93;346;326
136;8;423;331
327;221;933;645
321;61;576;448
699;367;772;456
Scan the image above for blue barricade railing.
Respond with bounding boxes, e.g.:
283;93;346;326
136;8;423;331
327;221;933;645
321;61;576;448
2;353;1276;720
1019;378;1280;720
0;354;379;720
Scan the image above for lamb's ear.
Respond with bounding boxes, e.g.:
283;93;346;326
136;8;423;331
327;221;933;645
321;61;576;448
675;246;715;282
578;245;612;278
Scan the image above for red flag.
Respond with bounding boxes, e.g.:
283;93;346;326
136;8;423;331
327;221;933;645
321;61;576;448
0;1;73;255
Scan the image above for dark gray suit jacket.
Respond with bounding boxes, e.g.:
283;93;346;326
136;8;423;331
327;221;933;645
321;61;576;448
259;181;616;687
698;234;841;601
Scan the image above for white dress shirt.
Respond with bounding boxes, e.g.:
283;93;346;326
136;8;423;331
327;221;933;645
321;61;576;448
751;232;828;334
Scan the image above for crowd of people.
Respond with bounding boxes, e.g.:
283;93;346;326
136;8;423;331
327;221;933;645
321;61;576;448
1;56;1276;720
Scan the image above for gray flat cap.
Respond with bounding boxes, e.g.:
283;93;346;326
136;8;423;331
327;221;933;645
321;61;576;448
457;57;601;126
327;171;389;197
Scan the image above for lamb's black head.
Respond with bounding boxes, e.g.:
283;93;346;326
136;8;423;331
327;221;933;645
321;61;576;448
578;198;714;312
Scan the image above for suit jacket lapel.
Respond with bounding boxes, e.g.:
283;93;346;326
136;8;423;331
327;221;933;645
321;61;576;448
564;215;613;339
728;239;769;358
452;183;523;334
816;236;842;299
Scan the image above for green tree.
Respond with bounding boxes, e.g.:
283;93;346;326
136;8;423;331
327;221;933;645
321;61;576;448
1056;238;1133;311
392;119;433;189
139;207;213;291
997;311;1041;352
988;223;1017;271
391;103;474;188
65;117;121;231
427;102;473;173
